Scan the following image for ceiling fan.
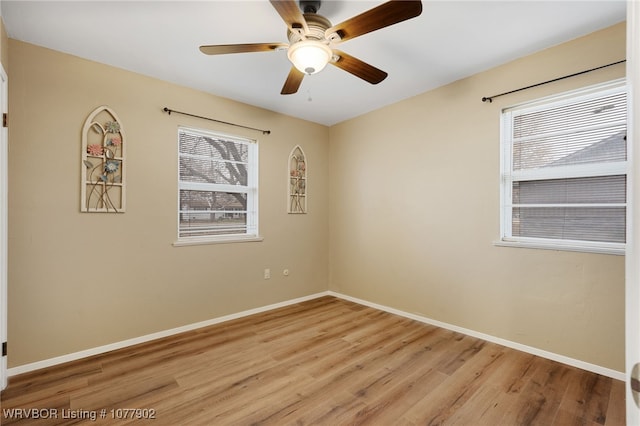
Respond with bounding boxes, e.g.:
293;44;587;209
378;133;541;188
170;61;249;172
199;0;423;95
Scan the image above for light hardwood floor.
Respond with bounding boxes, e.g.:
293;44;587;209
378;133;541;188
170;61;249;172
1;296;626;425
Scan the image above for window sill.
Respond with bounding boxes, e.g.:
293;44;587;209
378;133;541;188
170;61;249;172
493;238;625;256
173;235;264;247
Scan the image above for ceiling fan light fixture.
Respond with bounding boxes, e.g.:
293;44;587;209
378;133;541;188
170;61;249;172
287;40;332;75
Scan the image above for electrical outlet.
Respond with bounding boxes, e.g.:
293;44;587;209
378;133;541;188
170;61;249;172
264;268;271;279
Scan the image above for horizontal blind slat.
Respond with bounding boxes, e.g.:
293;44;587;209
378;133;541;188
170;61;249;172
512;175;626;204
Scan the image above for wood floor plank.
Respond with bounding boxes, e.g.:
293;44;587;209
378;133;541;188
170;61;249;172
442;383;513;425
345;366;450;425
1;296;625;425
559;368;614;424
486;355;575;425
401;341;508;424
302;316;417;379
2;360;103;399
604;379;626;426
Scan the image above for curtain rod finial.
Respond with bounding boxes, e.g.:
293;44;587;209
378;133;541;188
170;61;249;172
482;97;492;103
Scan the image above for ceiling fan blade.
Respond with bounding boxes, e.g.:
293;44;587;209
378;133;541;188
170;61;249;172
269;0;309;35
199;43;288;55
325;0;422;43
281;66;305;95
331;50;388;85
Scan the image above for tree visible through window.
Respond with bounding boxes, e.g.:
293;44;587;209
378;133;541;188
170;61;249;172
500;80;627;254
178;127;258;241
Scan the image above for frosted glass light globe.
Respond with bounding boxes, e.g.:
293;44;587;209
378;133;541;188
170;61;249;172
287;40;332;75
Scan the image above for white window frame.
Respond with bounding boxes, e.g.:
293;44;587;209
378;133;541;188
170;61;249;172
174;126;261;246
497;79;627;255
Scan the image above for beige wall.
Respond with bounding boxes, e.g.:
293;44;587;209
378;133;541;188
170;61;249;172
329;23;626;372
7;40;329;367
7;22;627;373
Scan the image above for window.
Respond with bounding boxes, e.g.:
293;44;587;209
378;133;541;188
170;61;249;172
176;127;259;245
499;80;627;254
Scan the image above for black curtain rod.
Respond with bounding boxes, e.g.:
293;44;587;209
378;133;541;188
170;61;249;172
481;59;626;103
163;107;271;135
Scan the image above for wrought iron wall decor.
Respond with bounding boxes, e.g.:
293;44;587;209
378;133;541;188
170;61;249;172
288;145;306;214
80;106;126;212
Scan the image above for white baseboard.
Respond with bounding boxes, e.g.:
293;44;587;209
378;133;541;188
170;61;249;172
8;290;624;382
7;291;330;377
328;291;625;381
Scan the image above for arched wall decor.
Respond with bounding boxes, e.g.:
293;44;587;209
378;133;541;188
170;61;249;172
80;105;126;213
288;145;306;214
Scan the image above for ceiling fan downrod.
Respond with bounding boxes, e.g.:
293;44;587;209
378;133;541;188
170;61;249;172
299;0;321;14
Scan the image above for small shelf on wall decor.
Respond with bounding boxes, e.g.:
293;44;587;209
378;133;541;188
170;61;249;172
288;145;307;214
80;105;126;213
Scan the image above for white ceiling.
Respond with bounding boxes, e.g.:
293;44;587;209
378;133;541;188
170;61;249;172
1;0;627;126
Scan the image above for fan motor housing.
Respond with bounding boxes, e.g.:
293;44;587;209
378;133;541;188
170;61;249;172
287;13;332;44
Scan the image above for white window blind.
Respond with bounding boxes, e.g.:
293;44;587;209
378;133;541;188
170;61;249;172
500;81;627;254
177;127;258;242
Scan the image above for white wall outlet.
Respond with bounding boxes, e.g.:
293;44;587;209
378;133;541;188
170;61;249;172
283;269;290;276
264;268;271;279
